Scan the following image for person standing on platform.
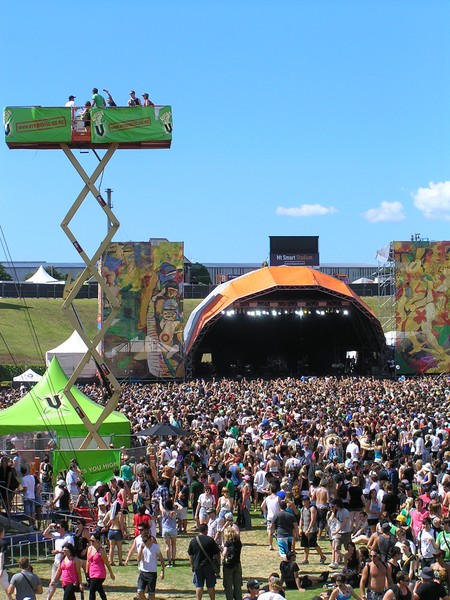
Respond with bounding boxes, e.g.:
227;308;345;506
103;90;117;107
142;93;154;107
91;89;106;109
128;91;142;107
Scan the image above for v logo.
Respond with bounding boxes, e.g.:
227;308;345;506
45;395;62;409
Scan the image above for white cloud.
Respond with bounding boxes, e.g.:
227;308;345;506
361;201;405;223
412;181;450;220
276;203;337;217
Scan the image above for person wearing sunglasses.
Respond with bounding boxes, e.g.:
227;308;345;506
360;551;387;600
329;574;360;600
382;572;411;600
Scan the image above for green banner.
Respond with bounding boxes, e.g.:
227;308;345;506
90;106;172;143
4;107;72;143
52;449;120;487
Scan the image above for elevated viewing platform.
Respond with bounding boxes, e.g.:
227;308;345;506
3;105;172;149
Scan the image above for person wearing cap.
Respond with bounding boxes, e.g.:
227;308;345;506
128;91;142;107
243;578;260;600
142;93;154;107
413;566;449;600
64;94;76;115
220;512;241;540
49;479;70;517
206;507;222;542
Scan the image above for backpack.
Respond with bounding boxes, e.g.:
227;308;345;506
223;541;237;567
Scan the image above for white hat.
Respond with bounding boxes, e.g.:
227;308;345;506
57;479;66;486
225;512;234;521
94;481;103;489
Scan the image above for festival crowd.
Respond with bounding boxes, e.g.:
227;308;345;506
1;375;450;599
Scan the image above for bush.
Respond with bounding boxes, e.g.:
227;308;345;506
0;364;46;382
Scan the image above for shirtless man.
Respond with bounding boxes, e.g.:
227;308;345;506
360;550;387;600
311;478;329;540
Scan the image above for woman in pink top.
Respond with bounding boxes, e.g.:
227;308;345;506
410;497;430;541
50;543;83;600
87;533;115;600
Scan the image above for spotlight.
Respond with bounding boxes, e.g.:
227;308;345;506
271;310;278;316
343;309;349;315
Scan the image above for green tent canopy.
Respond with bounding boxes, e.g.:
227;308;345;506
0;357;130;440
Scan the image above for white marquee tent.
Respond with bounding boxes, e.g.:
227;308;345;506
45;331;98;379
13;368;42;383
25;265;61;284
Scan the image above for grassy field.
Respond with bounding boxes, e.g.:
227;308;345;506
0;296;385;366
26;511;334;600
0;299;202;365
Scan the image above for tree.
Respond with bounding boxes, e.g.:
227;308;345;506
44;266;66;280
0;263;12;281
189;262;211;285
24;266;67;281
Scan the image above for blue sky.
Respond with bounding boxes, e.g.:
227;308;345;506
1;0;450;266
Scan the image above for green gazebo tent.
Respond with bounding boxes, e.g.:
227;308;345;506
0;357;130;441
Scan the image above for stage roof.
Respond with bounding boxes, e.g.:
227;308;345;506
184;266;380;354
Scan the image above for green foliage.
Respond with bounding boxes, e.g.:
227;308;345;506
44;266;66;280
0;263;12;281
0;364;45;382
189;262;212;285
24;266;66;281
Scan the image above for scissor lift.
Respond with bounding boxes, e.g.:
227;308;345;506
4;104;172;449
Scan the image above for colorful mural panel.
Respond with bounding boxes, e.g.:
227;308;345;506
102;241;184;379
394;241;450;373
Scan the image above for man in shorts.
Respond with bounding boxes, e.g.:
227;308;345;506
332;499;352;562
136;532;165;600
187;523;220;600
299;497;326;564
270;500;298;559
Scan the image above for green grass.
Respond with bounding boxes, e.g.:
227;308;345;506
0;298;202;365
0;296;386;366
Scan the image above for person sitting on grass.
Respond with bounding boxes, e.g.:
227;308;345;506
329;574;361;600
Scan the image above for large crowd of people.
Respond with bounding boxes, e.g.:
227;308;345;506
1;374;450;599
